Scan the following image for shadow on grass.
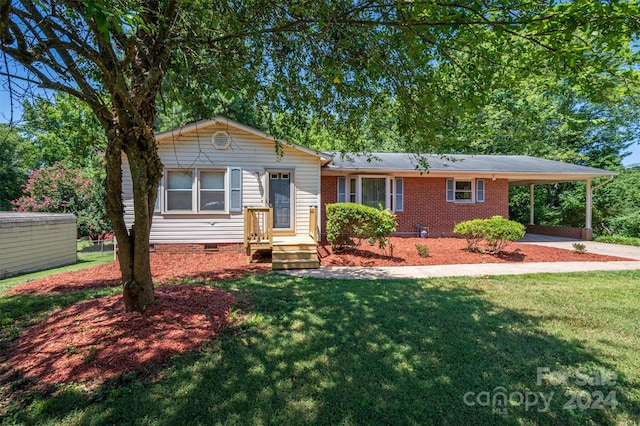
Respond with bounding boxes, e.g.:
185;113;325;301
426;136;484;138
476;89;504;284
5;274;638;425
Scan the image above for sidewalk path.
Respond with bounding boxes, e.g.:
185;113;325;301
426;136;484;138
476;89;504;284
280;239;640;280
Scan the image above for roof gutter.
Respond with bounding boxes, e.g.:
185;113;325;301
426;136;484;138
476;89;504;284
592;175;615;191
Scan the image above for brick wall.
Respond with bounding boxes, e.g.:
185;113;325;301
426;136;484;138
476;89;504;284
152;242;243;254
320;176;510;237
525;225;592;241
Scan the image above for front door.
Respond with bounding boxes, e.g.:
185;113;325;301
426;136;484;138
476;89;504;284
269;172;291;229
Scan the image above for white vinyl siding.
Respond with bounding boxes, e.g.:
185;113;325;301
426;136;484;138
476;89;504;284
0;213;76;277
121;124;320;243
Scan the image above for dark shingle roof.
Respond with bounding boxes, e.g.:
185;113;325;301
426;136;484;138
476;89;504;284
325;153;613;175
324;153;617;186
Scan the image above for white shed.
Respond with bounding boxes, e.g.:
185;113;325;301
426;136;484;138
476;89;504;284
0;212;77;277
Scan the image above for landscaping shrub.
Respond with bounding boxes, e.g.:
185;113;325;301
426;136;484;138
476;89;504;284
453;216;525;253
326;203;396;252
451;218;485;252
605;212;640;238
594;236;640;247
11;163;112;238
572;243;587;253
415;243;430;258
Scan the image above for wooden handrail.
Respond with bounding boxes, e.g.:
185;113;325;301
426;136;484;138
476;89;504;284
244;207;273;247
308;206;318;242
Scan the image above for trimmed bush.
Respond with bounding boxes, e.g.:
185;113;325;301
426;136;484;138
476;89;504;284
454;216;525;253
606;212;640;238
594;236;640;247
415;243;430;258
326;203;396;253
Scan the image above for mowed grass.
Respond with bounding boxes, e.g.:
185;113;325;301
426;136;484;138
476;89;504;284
0;241;114;294
2;270;640;425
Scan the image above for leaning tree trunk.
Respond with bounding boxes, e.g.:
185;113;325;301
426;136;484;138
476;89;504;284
104;122;162;312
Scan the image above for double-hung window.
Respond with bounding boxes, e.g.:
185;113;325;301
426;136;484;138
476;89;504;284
200;171;226;211
163;167;242;213
166;170;194;211
446;178;485;203
336;176;403;212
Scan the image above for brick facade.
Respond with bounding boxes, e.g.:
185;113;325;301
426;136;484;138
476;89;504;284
525;225;592;241
151;242;243;254
320;176;510;237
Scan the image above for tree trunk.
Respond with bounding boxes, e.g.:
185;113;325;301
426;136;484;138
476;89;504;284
104;124;162;312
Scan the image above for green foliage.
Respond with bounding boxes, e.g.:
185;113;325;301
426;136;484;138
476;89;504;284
415;243;430;258
21;93;107;168
326;203;396;252
605;212;640;238
11;163;111;238
454;216;526;253
595;168;640;237
595;236;640;247
572;243;587;254
0;125;28;210
452;218;486;252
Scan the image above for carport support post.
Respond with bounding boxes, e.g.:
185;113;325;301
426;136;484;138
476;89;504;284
585;179;592;230
529;184;535;225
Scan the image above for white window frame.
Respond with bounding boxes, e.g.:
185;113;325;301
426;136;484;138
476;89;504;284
336;175;402;212
162;167;242;214
446;178;485;203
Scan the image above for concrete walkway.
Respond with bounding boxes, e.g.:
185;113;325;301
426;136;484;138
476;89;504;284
280;236;640;280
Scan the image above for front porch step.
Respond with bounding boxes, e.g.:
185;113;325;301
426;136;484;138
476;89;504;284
272;259;320;270
273;243;317;252
272;249;318;261
272;241;319;270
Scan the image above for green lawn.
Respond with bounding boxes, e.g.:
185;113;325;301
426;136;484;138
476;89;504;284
0;241;114;294
2;270;639;425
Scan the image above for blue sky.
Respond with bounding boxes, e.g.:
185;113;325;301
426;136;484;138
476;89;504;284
1;86;639;166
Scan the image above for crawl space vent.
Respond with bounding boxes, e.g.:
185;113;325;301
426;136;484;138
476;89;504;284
212;131;231;150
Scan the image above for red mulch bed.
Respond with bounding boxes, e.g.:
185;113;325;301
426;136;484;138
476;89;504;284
6;252;269;296
8;284;236;389
2;238;629;390
318;237;631;266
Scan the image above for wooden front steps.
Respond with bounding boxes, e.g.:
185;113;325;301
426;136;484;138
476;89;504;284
271;237;319;270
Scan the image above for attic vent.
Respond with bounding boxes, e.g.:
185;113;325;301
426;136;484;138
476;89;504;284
212;131;231;150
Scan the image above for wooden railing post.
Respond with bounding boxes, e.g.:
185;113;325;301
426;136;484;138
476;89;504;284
244;207;274;246
309;206;318;242
268;207;273;247
243;207;249;248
